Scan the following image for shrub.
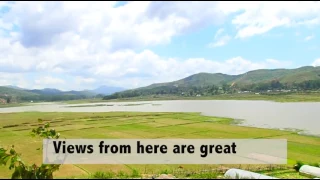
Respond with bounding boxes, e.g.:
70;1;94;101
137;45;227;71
0;118;62;179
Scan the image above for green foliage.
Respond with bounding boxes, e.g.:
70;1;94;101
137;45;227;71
6;97;11;104
187;172;219;179
117;170;129;178
91;169;140;179
92;171;115;179
0;118;62;179
130;168;141;178
30;119;60;139
294;161;305;171
159;169;171;174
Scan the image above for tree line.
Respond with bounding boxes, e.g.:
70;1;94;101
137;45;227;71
237;79;320;92
0;93;107;104
0;95;17;104
103;79;320;100
2;94;96;103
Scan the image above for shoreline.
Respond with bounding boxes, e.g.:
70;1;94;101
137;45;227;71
66;93;320;104
2;92;320;107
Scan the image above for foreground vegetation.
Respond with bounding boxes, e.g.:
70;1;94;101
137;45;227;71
0;112;319;179
0;119;61;179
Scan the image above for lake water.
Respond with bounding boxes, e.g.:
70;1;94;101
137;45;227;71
0;100;319;136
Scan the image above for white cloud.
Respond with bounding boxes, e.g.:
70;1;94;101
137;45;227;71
265;59;292;67
208;28;231;48
216;1;320;38
0;38;294;90
0;1;318;90
304;35;314;41
312;58;320;67
0;73;25;87
1;1;225;50
1;1;319;46
75;77;97;84
208;35;231;48
34;76;65;86
214;28;224;39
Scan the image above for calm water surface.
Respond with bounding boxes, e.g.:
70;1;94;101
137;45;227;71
0;100;319;136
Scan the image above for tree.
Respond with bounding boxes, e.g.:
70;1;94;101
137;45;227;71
0;119;61;179
6;97;11;104
222;83;229;93
271;80;282;90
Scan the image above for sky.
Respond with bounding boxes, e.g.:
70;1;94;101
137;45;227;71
0;1;319;91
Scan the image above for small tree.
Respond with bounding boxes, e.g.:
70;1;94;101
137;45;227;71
0;119;61;179
6;97;11;104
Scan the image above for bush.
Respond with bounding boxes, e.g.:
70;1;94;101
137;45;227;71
92;171;115;179
294;161;305;171
0;118;62;179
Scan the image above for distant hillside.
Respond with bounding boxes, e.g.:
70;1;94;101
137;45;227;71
103;66;320;99
0;86;37;97
144;73;239;89
5;85;26;90
0;86;96;103
27;88;63;95
0;85;126;103
26;88;96;96
233;66;320;85
145;66;320;88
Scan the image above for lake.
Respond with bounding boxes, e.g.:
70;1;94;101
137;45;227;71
0;100;319;136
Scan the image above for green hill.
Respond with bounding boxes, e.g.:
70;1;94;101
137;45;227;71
0;86;37;97
145;73;239;88
103;66;320;99
151;66;320;88
0;86;97;103
0;85;125;103
234;66;320;85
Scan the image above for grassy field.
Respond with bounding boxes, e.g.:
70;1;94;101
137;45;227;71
0;112;319;179
64;92;320;104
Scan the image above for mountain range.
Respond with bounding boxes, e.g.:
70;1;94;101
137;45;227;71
0;85;126;98
104;66;320;99
1;66;320;101
144;66;320;88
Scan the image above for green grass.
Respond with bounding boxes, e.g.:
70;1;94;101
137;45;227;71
0;112;319;179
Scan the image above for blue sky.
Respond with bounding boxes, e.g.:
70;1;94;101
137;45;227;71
155;25;319;66
0;1;319;90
